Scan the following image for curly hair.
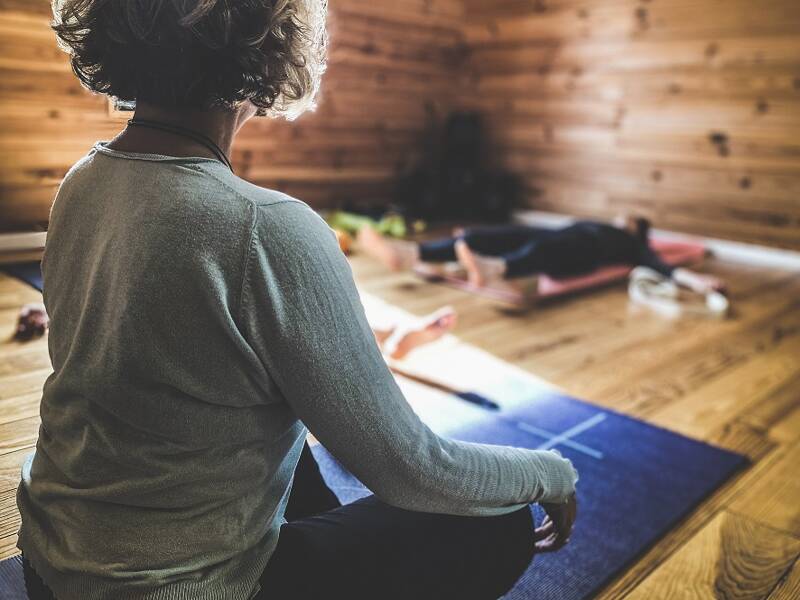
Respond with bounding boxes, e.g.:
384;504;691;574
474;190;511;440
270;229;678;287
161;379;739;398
51;0;327;119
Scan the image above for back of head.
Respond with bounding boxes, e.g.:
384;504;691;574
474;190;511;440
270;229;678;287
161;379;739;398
51;0;328;119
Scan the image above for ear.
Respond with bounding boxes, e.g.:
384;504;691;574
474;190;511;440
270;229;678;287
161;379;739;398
236;101;260;130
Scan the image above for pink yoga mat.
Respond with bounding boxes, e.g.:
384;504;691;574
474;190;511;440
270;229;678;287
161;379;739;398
414;238;707;305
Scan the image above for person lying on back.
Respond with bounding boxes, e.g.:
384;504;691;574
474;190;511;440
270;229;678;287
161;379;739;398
359;216;725;294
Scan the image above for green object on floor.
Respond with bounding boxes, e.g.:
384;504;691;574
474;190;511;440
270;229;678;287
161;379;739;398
325;211;408;239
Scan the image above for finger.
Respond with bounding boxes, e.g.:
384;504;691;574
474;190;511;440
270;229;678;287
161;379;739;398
534;533;557;552
534;521;555;541
542;534;569;553
535;533;566;553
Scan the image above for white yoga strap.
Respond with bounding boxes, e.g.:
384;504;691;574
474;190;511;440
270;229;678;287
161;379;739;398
628;267;729;319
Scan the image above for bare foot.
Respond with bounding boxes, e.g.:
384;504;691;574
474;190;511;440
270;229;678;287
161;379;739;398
674;269;727;295
389;307;457;360
413;262;455;279
693;274;726;294
357;226;419;271
454;239;506;288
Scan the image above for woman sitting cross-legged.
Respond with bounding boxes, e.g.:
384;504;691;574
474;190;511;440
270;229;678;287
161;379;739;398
359;217;725;295
17;2;578;600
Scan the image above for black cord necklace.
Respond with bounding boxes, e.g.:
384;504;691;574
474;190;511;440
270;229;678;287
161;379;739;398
126;118;234;172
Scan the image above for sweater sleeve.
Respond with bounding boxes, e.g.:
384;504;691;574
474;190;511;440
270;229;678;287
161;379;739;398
239;200;578;515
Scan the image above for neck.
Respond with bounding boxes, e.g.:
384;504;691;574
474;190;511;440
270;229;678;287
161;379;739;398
109;102;256;163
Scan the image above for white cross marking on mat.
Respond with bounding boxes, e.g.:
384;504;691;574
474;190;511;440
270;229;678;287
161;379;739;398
511;413;607;460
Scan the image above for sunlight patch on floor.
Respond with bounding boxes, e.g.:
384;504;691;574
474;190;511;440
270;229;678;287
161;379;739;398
360;290;560;431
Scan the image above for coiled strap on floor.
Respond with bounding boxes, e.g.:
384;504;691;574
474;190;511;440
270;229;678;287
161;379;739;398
628;267;729;319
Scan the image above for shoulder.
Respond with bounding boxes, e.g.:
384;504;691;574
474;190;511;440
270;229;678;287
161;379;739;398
202;167;328;230
53;147;103;203
179;167;342;285
238;188;352;313
193;166;292;215
214;177;340;277
183;167;335;258
234;185;335;251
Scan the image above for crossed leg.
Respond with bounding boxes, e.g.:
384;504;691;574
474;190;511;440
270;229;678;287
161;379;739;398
260;444;536;600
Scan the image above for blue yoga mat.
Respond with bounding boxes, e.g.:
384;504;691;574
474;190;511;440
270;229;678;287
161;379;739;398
311;388;746;600
1;262;43;292
0;556;26;600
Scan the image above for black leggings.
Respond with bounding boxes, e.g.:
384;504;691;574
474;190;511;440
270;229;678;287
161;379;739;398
24;444;536;600
260;443;536;599
419;225;600;279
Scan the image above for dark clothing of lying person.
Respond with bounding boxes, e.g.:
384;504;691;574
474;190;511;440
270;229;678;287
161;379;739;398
359;217;724;294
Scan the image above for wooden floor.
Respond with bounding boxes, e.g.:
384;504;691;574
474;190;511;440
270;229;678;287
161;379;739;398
1;253;799;598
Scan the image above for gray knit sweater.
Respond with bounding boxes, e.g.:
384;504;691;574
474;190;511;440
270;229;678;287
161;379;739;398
17;143;578;600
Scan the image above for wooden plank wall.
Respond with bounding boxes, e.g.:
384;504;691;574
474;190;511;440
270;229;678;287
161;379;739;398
4;0;800;251
0;0;467;231
458;0;800;250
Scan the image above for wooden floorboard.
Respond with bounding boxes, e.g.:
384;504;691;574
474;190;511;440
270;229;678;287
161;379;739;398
626;511;800;600
729;442;800;538
740;373;800;444
0;253;798;598
768;556;800;600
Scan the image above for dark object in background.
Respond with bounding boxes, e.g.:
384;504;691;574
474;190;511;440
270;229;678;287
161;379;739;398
15;303;49;341
395;112;521;224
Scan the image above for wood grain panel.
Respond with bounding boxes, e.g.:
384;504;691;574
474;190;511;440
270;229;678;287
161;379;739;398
462;0;800;249
0;487;21;557
533;273;800;409
0;1;467;230
4;0;800;250
769;558;800;600
739;373;800;443
0;416;39;456
463;1;800;44
729;442;800;537
626;511;800;600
